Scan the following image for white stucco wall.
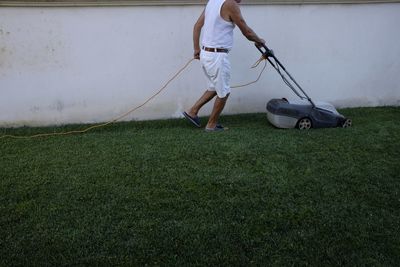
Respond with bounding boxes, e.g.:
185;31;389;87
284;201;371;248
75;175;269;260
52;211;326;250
0;3;399;127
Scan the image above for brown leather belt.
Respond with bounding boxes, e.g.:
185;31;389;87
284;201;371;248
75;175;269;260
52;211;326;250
202;46;229;53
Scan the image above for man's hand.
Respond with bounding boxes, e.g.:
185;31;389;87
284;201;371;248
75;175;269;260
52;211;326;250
194;49;201;60
255;39;266;48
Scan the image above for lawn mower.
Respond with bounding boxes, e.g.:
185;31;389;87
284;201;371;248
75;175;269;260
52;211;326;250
256;44;352;130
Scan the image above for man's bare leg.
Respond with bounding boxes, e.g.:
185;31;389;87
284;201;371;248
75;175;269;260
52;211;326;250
206;93;230;129
186;90;217;117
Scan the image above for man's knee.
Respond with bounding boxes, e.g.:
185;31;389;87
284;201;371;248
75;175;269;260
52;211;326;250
217;92;230;100
206;90;218;96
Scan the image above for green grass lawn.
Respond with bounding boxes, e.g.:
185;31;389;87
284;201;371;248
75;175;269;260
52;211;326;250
1;107;399;266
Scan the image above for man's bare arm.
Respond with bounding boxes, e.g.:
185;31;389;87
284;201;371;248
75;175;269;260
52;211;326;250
225;0;264;45
193;10;205;59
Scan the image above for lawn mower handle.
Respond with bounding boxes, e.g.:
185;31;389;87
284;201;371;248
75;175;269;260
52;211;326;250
255;43;317;108
256;43;274;58
255;43;286;71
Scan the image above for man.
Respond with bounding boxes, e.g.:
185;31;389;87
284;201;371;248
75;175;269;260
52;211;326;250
183;0;265;132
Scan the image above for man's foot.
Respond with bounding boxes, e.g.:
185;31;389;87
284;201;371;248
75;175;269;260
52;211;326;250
183;111;201;128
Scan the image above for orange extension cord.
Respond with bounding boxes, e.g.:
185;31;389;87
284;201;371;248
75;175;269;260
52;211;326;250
0;56;267;140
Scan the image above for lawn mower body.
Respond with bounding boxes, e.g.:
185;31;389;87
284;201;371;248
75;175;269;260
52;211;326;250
266;98;349;129
256;44;352;130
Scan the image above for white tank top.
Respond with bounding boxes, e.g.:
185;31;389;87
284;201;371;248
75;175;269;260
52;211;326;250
201;0;235;50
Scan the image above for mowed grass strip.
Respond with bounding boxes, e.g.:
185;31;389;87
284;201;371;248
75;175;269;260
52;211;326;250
1;107;399;266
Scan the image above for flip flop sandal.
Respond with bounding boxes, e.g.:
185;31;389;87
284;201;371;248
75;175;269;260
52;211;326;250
205;125;228;132
183;111;201;128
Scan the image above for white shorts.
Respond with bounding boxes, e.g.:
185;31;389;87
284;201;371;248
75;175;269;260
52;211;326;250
200;50;231;98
